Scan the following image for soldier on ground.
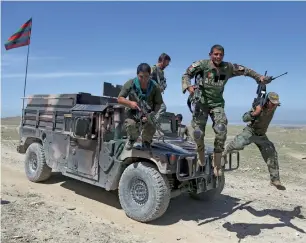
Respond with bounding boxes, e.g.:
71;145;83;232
117;63;163;150
222;92;286;190
181;44;273;177
150;53;171;122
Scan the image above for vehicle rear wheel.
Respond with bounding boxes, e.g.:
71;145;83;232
189;173;225;201
118;161;171;223
24;142;52;182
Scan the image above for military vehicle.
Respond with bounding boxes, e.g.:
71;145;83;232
17;82;240;223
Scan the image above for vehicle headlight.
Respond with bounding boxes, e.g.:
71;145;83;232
166;153;178;165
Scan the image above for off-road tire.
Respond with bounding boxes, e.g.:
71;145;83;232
24;142;52;182
189;173;225;201
118;162;171;223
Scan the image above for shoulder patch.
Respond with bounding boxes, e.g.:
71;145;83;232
191;60;202;68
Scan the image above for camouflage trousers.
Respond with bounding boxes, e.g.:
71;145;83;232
191;103;228;154
223;126;280;182
124;118;156;143
155;102;167;122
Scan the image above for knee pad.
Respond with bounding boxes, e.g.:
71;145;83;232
213;123;227;135
193;129;202;141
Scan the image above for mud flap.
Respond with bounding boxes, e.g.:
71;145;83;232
223;151;240;171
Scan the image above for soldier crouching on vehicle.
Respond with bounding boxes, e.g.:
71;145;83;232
150;53;171;122
222;92;286;190
181;44;273;177
117;63;163;150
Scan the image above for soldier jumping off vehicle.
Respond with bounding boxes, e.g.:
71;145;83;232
150;53;171;122
181;44;273;177
222;92;286;190
117;63;163;150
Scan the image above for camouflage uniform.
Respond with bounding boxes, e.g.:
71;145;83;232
182;59;270;175
118;78;163;148
223;92;285;189
150;64;167;122
177;124;193;142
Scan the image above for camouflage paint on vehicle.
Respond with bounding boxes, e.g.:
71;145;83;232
17;82;240;223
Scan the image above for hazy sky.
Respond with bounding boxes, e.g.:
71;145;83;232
1;1;306;123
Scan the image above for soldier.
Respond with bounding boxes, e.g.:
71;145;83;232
150;53;171;122
181;44;273;177
176;114;191;141
222;92;286;190
117;63;163;150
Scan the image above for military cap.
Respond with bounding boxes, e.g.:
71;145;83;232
267;92;281;105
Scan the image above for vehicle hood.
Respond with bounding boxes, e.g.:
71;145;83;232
151;136;214;155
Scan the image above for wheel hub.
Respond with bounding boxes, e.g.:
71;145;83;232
29;152;38;172
130;178;148;205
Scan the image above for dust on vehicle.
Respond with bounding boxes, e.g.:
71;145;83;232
17;82;240;223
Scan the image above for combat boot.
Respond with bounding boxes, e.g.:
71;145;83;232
124;140;135;150
270;180;286;190
213;152;223;177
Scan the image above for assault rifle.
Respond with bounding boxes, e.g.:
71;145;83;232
187;85;202;113
251;71;288;116
186;72;204;113
129;88;164;137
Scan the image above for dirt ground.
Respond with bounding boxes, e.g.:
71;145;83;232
1;118;306;243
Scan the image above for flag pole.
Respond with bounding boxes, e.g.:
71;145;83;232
21;18;32;122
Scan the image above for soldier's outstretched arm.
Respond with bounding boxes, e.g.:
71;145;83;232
228;63;272;84
181;60;206;94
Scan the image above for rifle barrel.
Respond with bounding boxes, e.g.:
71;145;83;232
272;72;288;80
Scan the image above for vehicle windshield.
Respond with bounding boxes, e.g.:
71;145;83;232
160;120;172;133
158;115;177;136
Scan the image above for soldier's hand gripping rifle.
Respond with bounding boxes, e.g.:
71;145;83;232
187;72;203;113
251;71;288;117
129;89;164;136
187;85;202;113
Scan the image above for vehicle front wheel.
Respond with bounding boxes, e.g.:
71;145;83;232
118;161;171;223
189;173;225;201
24;142;52;182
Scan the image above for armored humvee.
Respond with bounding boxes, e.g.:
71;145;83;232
17;82;240;223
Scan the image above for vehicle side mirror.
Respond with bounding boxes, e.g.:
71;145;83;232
73;117;90;138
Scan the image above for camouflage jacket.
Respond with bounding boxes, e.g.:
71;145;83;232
118;78;163;116
181;60;263;108
151;64;167;92
242;107;276;135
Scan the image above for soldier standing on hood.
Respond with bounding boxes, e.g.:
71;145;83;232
181;44;273;177
150;53;171;122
